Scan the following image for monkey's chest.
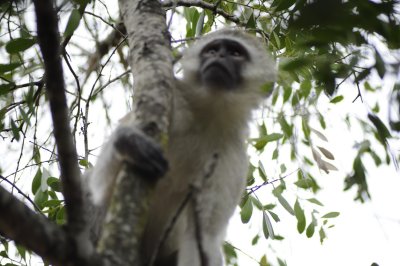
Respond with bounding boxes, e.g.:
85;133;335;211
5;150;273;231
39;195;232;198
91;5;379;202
166;132;248;207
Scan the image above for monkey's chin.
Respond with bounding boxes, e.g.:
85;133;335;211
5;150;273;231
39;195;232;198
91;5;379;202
201;65;236;90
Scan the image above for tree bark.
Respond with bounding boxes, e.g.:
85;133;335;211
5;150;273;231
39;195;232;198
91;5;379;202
97;0;173;265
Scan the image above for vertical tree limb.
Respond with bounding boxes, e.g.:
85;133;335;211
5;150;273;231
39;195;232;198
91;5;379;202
97;0;173;265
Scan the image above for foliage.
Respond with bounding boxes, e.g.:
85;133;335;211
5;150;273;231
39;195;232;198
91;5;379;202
0;0;399;265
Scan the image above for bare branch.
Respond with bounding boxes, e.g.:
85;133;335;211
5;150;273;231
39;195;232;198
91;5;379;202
162;0;240;24
148;186;192;266
149;153;218;266
32;0;85;235
0;185;102;265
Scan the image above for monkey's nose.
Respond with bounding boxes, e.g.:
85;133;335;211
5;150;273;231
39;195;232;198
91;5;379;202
217;48;227;57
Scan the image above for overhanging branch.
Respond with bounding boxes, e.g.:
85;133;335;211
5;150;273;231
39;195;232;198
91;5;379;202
162;0;240;24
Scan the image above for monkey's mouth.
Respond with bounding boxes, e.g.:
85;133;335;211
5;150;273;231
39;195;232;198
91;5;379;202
201;62;236;89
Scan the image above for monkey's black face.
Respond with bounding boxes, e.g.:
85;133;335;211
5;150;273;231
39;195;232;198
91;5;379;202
199;39;250;90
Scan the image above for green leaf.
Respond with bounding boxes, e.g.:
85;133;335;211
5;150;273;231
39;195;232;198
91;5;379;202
268;210;280;222
47;177;62;192
368;113;391;144
42;199;62;208
262;211;275;239
364;81;375;92
277;194;294;215
19;107;30;126
251;234;259;245
0;84;14;96
306;222;315;238
277;258;287;266
317;146;335;160
272;148;278;160
251;196;263;210
34;190;48;210
0;62;22;73
375;50;386;78
16;245;26;260
354;68;371;83
79;159;89;167
10;119;20;141
64;9;82;37
272;0;296;12
319;227;326;244
280;163;287;173
310;127;328;141
294;200;306;233
240;196;253;223
5;38;35;54
31;168;42;195
258;161;268;181
281;57;311;71
272;31;281;49
294;178;313;189
330;95;344;103
300;80;311;99
260;255;268;266
253;133;283;150
321;212;340;218
283;86;292;102
306;198;324;206
56;206;66;225
245;13;256;29
302;118;311;139
195;11;205;36
223;242;237;263
279;116;293;138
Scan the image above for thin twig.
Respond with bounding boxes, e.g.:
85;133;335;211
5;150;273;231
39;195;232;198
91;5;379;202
83;36;127;160
352;72;363;103
62;51;82;139
148;189;193;266
192;188;208;266
190;153;218;266
149;153;219;266
246;168;299;196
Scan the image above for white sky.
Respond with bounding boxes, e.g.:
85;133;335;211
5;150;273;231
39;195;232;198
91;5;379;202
1;3;399;266
226;74;400;266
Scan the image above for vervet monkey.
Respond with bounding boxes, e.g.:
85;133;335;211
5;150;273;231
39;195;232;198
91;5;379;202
88;28;276;266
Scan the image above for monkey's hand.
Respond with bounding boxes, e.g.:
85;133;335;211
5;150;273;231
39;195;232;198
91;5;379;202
113;126;168;179
88;126;168;205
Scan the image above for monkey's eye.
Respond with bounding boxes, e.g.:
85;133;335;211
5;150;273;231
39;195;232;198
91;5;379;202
230;50;242;57
206;48;217;55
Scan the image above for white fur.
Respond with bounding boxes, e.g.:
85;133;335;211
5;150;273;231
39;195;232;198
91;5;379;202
88;28;276;266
